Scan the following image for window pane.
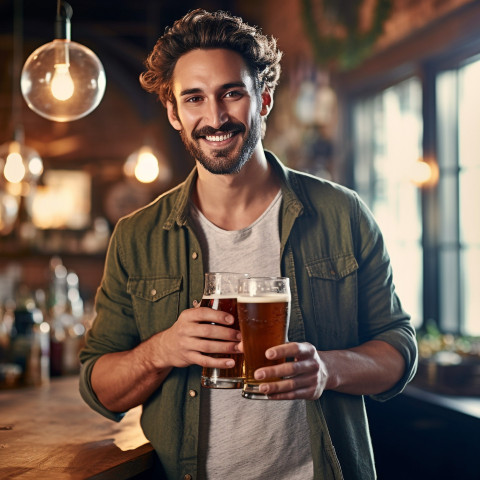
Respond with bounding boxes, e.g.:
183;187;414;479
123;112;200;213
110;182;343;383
459;167;480;244
462;247;480;335
353;77;423;327
459;59;480;168
353;100;374;205
436;70;458;170
437;69;459;333
438;174;458;245
458;57;480;335
438;56;480;335
439;249;459;332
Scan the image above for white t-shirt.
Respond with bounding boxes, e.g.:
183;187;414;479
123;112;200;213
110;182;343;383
190;191;314;480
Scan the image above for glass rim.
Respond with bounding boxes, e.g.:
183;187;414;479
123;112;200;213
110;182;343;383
204;271;250;276
239;276;289;281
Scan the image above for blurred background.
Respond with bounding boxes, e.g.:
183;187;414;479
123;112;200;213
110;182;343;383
0;1;479;478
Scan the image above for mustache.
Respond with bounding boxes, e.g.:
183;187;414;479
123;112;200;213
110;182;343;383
192;121;246;139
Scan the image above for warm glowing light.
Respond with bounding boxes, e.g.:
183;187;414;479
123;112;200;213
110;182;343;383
31;187;74;229
124;145;171;184
28;156;44;177
4;152;26;183
21;40;106;122
30;170;91;230
134;149;160;183
39;322;51;334
51;63;74;100
410;158;439;187
0;140;43;185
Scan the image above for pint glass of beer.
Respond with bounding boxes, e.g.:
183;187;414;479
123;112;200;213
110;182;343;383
237;277;291;399
200;272;248;389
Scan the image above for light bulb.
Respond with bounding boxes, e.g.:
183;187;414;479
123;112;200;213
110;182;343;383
21;39;105;122
410;158;439;187
124;146;172;184
135;148;160;184
4;152;26;184
0;140;43;185
51;63;75;101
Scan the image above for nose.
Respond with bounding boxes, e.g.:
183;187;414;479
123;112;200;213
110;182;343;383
206;99;228;129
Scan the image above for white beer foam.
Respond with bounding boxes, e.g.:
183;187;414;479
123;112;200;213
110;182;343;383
237;294;291;303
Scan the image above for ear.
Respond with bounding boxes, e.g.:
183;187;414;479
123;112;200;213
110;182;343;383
166;100;183;131
260;87;273;117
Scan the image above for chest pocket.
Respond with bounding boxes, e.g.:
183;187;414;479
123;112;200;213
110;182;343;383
127;276;182;340
305;254;359;349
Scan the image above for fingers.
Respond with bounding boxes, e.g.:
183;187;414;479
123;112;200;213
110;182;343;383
189;351;237;369
252;342;325;400
191;306;236;326
265;341;315;361
177;307;240;341
162;306;241;369
257;372;320;400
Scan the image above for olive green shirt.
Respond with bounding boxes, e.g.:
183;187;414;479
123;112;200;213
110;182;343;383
79;151;418;480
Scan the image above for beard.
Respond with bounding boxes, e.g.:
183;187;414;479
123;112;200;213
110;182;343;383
179;114;262;175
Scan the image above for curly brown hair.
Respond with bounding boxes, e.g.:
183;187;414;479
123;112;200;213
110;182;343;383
139;9;283;107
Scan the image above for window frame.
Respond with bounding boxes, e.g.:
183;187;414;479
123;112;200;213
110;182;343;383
335;2;480;334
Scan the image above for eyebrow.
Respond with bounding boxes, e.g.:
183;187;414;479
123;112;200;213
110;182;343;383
179;81;247;97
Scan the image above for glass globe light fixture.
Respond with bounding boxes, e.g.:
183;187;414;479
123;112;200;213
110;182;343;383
0;129;43;186
20;1;106;122
124;145;172;184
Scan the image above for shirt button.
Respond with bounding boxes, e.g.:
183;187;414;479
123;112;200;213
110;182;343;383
151;289;157;296
191;251;198;260
184;475;192;480
188;389;197;398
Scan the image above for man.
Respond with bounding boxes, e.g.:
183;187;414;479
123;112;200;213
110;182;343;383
79;9;417;480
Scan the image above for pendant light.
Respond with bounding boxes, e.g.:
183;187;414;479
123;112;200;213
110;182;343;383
0;127;43;187
123;3;171;187
0;0;43;235
20;0;106;122
1;0;43;190
124;144;171;185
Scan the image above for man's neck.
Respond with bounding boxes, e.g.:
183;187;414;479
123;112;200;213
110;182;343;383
193;148;280;231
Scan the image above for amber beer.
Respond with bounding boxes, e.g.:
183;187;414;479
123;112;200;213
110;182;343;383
200;272;248;389
200;295;244;388
237;277;291;400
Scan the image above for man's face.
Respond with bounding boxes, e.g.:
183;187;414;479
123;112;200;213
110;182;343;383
167;48;267;175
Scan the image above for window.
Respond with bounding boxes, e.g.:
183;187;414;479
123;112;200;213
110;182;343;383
343;4;480;337
437;56;480;335
352;77;423;328
350;57;480;336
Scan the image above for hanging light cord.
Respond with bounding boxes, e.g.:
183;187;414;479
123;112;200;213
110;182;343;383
55;0;73;40
12;0;24;142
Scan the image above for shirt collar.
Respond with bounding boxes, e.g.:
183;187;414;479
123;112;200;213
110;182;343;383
162;150;305;230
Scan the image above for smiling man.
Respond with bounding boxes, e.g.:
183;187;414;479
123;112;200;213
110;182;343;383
172;49;264;175
79;9;418;480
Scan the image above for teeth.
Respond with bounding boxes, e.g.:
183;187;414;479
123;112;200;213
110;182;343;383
205;132;234;142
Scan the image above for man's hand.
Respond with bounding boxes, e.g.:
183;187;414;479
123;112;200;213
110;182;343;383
238;339;406;401
154;306;242;370
248;342;327;400
91;306;241;412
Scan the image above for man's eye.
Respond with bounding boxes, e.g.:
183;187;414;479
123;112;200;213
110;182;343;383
186;96;202;103
225;91;242;98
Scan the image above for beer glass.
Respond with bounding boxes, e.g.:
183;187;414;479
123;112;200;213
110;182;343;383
200;272;248;389
237;277;291;399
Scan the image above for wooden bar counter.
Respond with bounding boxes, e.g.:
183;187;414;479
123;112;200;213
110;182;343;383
0;376;155;479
